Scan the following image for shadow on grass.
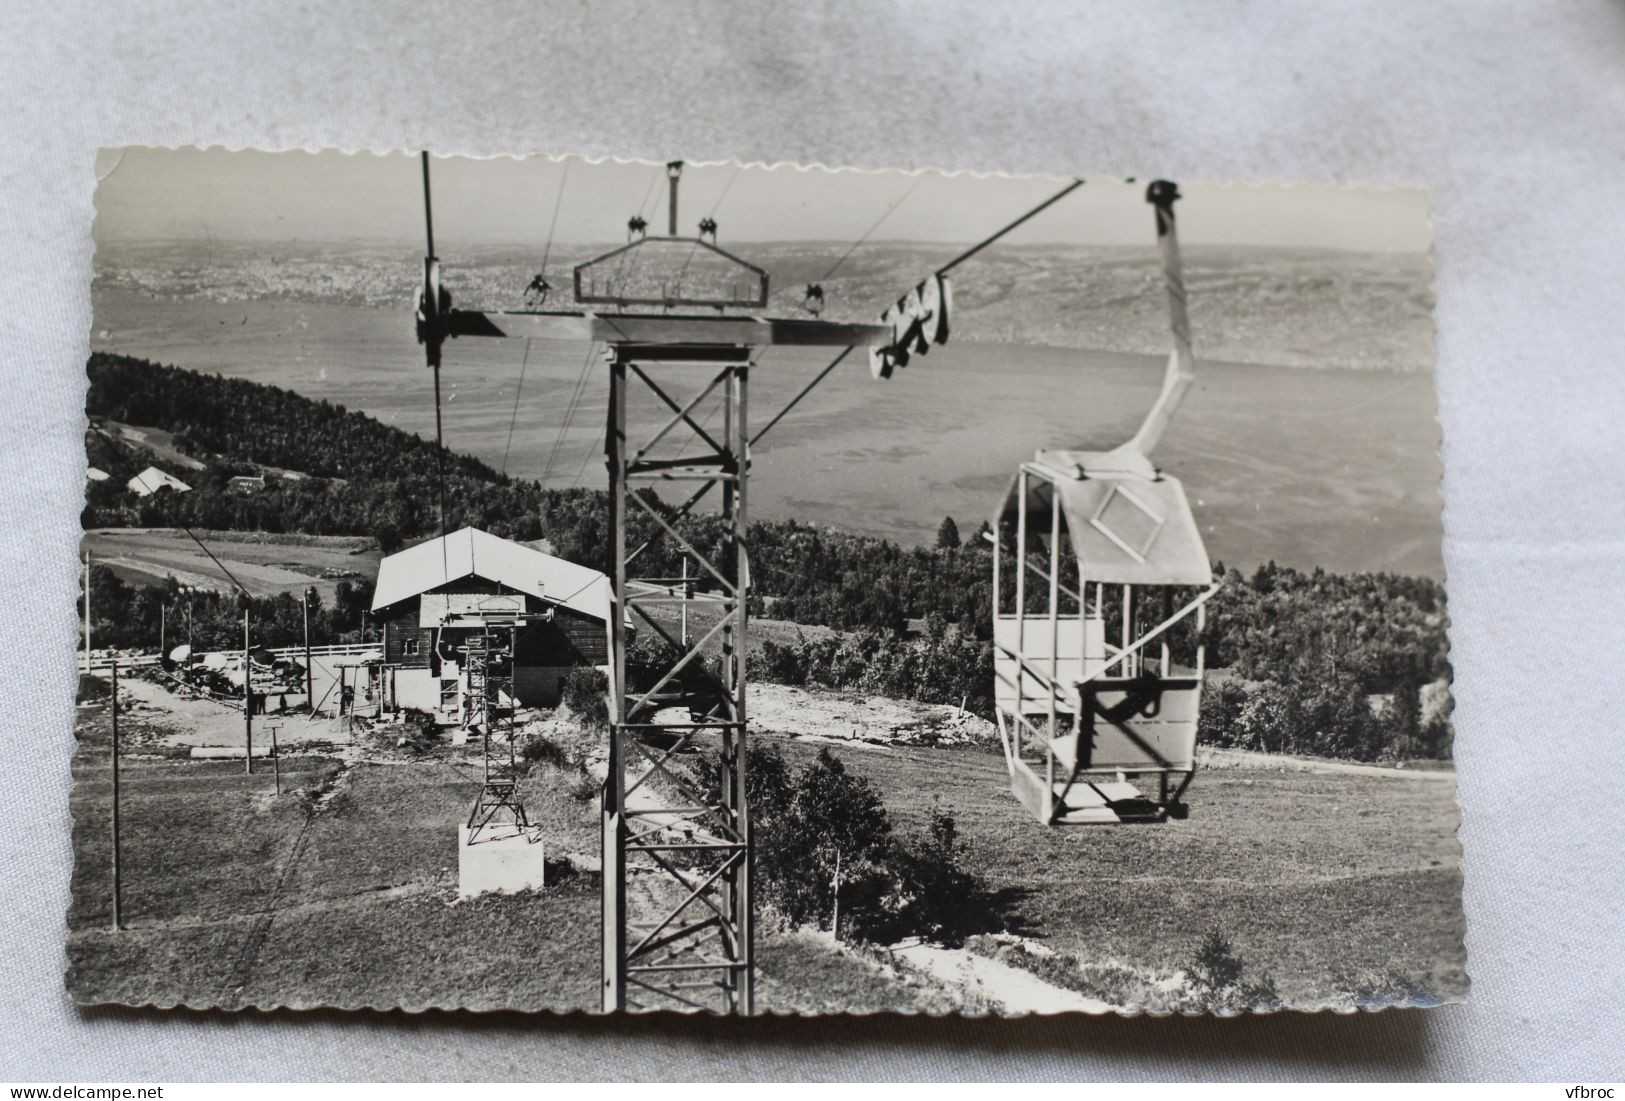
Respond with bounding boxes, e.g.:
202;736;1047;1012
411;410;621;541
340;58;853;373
931;883;1039;945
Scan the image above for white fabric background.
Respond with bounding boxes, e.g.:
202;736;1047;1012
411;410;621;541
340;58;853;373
2;0;1621;1082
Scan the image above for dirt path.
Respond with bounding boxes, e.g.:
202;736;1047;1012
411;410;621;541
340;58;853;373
887;940;1112;1015
116;674;245;746
1200;746;1456;781
116;673;348;749
749;683;994;748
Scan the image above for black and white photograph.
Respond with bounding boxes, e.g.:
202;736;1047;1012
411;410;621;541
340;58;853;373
68;148;1461;1017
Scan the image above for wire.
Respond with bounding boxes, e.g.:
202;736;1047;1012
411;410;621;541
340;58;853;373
749;348;847;446
818;175;925;283
744;180;1086;455
421;151;450;577
541;340;600;487
432;358;448;544
571;423;605;488
613;168;668;299
89;425;254;599
421;152;435;259
673;165;743;287
538;160;570;276
501;338;532;475
502;165;572;480
936;178;1083;277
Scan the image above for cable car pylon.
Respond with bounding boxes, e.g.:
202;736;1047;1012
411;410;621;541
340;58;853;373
413;156;1091;1012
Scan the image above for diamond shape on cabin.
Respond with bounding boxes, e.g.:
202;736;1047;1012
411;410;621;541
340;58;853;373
1090;483;1166;563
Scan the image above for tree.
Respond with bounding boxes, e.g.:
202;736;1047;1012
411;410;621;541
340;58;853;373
375;522;403;555
1389;676;1422;758
754;748;894;940
1236;680;1295;753
935;515;960;549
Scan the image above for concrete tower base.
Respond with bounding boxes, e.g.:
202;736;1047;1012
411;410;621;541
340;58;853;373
458;823;546;899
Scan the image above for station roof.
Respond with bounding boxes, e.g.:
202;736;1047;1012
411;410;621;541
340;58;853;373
993;449;1213;587
372;526;611;623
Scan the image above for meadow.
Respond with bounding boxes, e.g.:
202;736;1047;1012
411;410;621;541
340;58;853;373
82;527;379;602
67;677;1464;1014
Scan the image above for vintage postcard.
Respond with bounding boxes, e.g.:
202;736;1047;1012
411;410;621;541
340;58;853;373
70;149;1462;1016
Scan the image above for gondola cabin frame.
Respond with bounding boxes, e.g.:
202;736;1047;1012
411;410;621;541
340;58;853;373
991;449;1219;825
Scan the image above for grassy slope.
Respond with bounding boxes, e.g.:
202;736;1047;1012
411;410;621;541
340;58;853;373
67;682;1464;1013
81;527;379;601
767;736;1466;1008
67;701;602;1011
66;694;939;1013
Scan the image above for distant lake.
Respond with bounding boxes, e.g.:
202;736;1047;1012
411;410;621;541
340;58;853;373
91;288;1444;578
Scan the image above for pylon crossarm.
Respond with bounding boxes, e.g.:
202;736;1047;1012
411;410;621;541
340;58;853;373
618;721;738;730
625;807;720;827
628;469;736;484
628;362;731;461
627;961;747;980
626;491;737;597
627;958;748;973
628;454;733;474
628;591;730;608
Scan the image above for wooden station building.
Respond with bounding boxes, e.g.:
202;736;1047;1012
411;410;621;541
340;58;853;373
370;526;612;723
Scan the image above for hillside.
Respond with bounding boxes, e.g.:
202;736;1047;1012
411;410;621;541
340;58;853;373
85;351;567;553
83;354;1451;760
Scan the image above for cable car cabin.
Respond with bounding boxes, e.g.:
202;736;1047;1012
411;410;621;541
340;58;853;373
991;447;1220;825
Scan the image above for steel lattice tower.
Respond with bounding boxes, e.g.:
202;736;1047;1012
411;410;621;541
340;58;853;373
465;624;530;839
601;344;754;1013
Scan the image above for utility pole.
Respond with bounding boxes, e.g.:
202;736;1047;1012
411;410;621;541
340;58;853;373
159;602;166;660
243;609;254;774
110;659;123;931
303;587;315;713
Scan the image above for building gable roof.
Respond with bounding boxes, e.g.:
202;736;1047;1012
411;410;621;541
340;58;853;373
371;526;611;622
126;466;192;496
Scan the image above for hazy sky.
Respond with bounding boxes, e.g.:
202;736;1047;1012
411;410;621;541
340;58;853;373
94;147;1430;253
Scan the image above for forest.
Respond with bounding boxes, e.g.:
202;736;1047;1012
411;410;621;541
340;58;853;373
82;354;1453;760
